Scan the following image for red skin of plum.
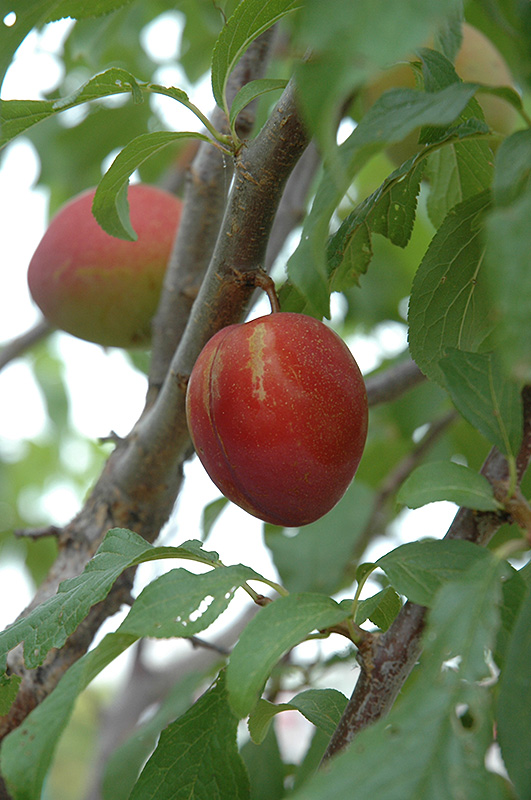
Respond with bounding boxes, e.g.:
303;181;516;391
27;184;182;348
186;312;368;527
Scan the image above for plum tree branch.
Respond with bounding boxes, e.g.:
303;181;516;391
322;385;531;762
0;319;51;372
0;69;310;742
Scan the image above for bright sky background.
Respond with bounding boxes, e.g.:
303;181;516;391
0;13;458;680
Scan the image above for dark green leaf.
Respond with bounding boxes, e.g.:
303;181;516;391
376;539;495;606
0;674;21;716
408;190;494;386
102;671;207;800
211;0;301;111
227;593;351;717
47;0;136;20
289;689;348;737
440;349;523;457
498;585;531;800
130;673;250;800
397;460;502;511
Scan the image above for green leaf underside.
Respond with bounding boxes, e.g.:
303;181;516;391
408;190;494;386
248;689;348;744
0;528;262;674
92;130;211;239
130;674;250;800
440;349;523;457
287;82;480;317
290;557;511;800
211;0;301;111
226;593;351;718
229;78;288;129
397;460;501;511
376;539;502;607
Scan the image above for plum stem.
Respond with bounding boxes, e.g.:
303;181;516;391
231;267;281;313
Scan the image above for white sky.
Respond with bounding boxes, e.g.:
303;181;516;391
0;13;458;666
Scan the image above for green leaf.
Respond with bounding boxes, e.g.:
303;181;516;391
92;130;211;239
0;673;21;716
440;349;523;458
119;564;260;639
397;460;502;511
46;0;136;20
1;632;137;800
288;82;479;317
0;0;63;89
102;672;206;800
294;0;463;157
485;183;531;383
0;68;144;148
497;585;531;800
492;130;531;207
226;593;351;718
408;190;494;386
130;672;250;800
248;689;347;744
327;162;424;292
0;529;223;673
241;725;285;800
290;557;511;800
211;0;301;112
289;689;348;737
355;587;402;631
264;481;374;595
229;78;288;131
201;496;229;541
376;539;495;606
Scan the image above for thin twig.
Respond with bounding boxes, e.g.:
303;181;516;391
0;319;51;371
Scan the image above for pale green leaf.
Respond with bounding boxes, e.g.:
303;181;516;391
0;68;144;148
440;349;523;457
201;496;229;541
130;673;250;800
211;0;301;111
92;130;211;240
264;481;374;595
492;130;531;207
397;460;502;511
408;190;494;385
226;593;351;717
229;78;288;129
248;689;347;744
